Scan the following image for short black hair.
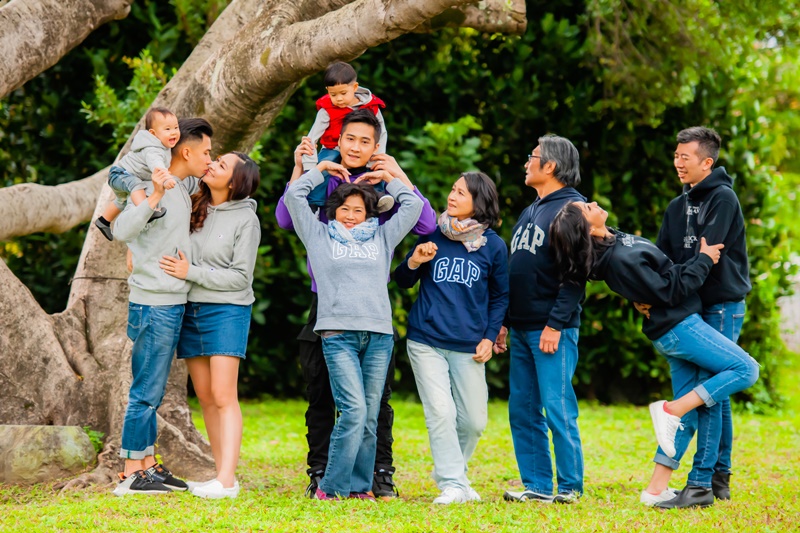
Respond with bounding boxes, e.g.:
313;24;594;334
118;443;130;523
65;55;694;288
340;109;381;144
461;172;500;227
145;107;175;130
538;134;581;188
324;61;357;86
174;117;213;154
325;182;379;221
676;126;721;164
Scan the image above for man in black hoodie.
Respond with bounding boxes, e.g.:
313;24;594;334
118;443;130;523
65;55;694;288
640;127;751;507
500;135;586;504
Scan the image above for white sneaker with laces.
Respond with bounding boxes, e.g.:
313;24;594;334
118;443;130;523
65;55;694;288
649;400;683;458
640;487;678;506
433;487;468;505
192;479;240;499
465;487;481;502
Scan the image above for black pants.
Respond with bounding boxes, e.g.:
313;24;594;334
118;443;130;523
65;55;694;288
298;293;395;473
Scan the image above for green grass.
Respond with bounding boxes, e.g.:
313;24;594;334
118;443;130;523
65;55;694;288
3;380;800;532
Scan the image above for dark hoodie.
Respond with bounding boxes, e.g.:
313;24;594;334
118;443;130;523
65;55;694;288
507;187;586;331
656;166;751;305
593;230;714;340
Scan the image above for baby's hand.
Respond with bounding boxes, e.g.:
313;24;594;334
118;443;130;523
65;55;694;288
163;177;177;190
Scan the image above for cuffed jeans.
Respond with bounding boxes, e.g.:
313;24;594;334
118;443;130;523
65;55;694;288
655;300;746;474
407;340;488;492
508;328;583;495
108;165;147;211
651;312;759;486
318;331;393;497
120;303;184;459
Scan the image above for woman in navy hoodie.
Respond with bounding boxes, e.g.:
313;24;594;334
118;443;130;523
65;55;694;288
394;172;509;505
549;201;759;509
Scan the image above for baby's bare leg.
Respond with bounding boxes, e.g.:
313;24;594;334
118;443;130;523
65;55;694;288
102;202;122;222
130;189;147;206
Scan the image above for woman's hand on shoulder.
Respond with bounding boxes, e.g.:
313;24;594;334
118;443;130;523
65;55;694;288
353;169;392;185
473;339;494;363
159;251;189;279
408;241;438;269
317;160;351;181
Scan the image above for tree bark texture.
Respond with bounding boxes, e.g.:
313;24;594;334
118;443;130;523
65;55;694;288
0;0;526;484
0;0;133;99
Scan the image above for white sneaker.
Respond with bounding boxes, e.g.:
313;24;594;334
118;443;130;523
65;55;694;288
187;479;214;492
640;488;678;506
192;479;240;499
433;487;468;504
649;401;682;458
466;487;481;502
377;194;395;213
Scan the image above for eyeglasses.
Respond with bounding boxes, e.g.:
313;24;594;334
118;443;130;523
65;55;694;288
527;154;541;161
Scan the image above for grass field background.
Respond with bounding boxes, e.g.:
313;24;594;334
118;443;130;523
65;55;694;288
2;358;799;532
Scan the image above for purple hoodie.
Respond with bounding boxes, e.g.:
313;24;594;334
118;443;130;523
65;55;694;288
275;171;437;292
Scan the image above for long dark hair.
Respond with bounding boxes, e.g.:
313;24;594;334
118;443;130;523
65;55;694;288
461;171;500;227
549;202;614;284
325;182;380;221
190;152;260;233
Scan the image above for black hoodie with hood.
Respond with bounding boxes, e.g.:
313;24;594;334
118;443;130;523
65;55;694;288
593;230;714;340
508;187;586;331
656;166;751;306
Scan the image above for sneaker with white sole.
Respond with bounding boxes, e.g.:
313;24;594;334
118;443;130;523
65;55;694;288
649;401;683;458
112;470;171;496
466;487;481;502
147;464;188;491
192;479;240;499
554;491;581;504
433;487;468;504
640;487;678;506
503;489;554;503
377;195;395;214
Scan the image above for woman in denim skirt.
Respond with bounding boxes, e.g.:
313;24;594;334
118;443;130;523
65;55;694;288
160;151;260;499
549;201;759;509
393;172;508;504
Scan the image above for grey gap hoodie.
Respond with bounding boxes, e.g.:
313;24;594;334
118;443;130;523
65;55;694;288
112;176;200;305
185;198;261;305
285;169;423;335
118;130;172;181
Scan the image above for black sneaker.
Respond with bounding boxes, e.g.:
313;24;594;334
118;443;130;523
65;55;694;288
503;489;554;503
372;468;399;501
94;218;114;241
148;207;167;223
147;464;188;491
305;468;324;499
112;470;171;496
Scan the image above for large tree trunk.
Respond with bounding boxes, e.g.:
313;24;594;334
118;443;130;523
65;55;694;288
0;0;526;486
0;0;133;99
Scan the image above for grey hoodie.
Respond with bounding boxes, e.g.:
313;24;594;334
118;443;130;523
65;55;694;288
112;177;200;305
285;169;423;335
118;130;172;181
185;198;261;305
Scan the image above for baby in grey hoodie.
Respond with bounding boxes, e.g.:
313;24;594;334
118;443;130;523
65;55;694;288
95;107;181;240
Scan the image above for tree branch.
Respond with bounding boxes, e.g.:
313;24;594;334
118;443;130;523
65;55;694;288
417;0;527;35
0;167;107;241
0;0;133;99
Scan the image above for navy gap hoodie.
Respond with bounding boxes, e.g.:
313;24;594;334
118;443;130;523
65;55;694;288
394;228;509;353
593;230;714;340
656;167;751;305
507;187;586;331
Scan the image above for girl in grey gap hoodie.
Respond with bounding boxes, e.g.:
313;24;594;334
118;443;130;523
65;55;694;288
285;167;422;499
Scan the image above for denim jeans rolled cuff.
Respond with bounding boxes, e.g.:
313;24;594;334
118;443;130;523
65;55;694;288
694;383;717;408
119;445;155;460
653;450;681;470
109;165;146;194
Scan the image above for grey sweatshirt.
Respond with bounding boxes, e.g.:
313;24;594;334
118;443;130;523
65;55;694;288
285;169;423;335
185;198;261;305
118;130;172;181
112;177;200;305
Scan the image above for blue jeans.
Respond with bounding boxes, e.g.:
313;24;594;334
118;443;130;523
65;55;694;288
651;313;758;486
108;165;147;211
407;340;488;491
655;300;746;474
318;331;393;497
508;328;583;495
120;303;185;459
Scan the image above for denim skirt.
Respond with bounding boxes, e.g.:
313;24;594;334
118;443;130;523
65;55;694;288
177;302;252;359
